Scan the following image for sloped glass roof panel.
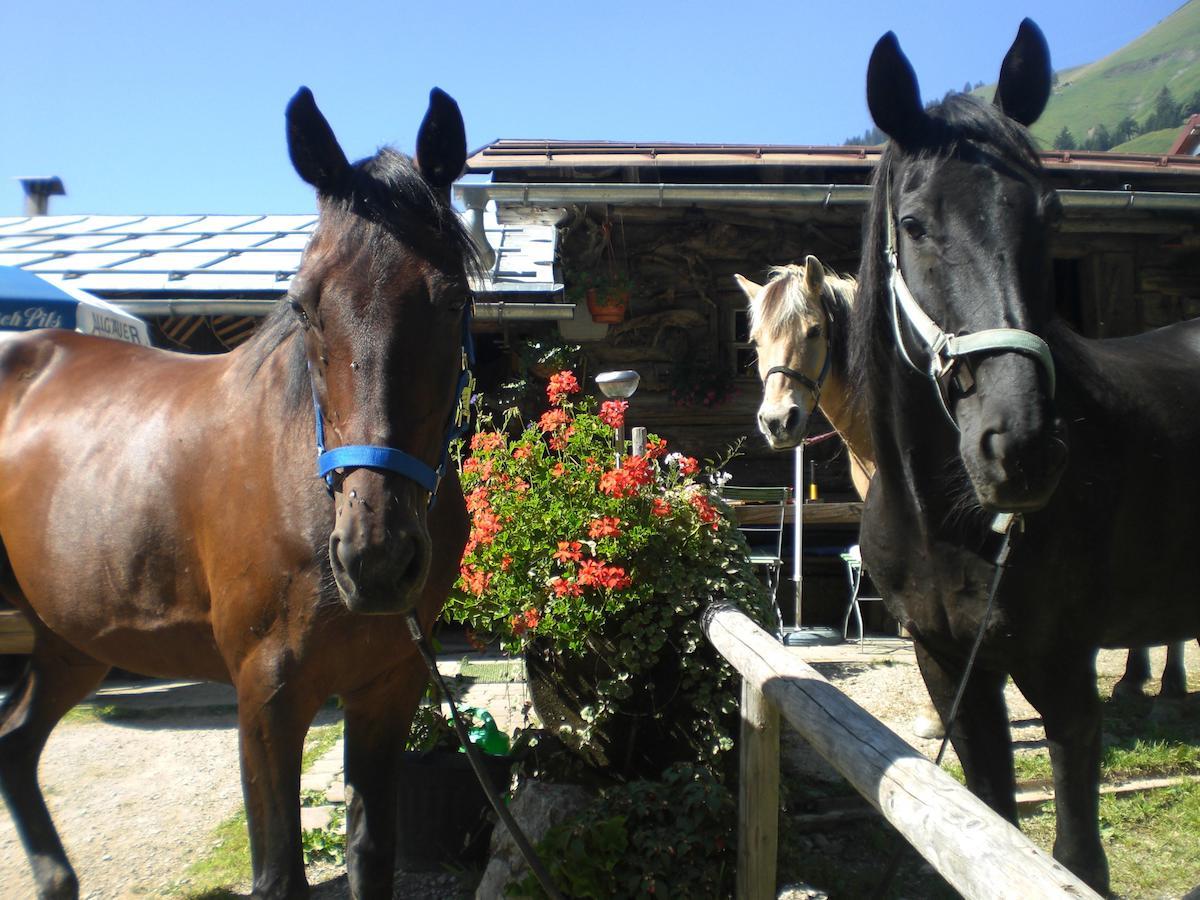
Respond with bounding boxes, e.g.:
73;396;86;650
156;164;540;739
50;216;149;234
181;233;283;251
114;251;228;271
99;234;197;251
255;233;311;250
0;217;87;235
172;215;269;232
234;215;317;232
0;251;64;267
114;215;208;233
13;234;131;252
204;251;302;273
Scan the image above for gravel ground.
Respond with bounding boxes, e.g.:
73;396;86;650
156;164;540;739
0;643;1195;899
0;705;245;899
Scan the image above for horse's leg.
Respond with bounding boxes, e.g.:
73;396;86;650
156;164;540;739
235;661;322;900
1112;646;1151;699
341;661;427;900
1158;641;1189;699
0;629;109;900
913;642;1015;820
1012;652;1109;895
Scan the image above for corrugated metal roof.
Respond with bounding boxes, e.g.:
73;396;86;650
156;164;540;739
467;139;1200;181
0;209;559;298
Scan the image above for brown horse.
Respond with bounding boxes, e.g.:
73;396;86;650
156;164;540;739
0;87;476;899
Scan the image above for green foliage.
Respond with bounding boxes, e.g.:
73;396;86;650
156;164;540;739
506;764;735;899
1052;126;1077;151
445;372;770;772
301;808;346;867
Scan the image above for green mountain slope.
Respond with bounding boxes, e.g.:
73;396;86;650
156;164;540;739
1110;126;1182;153
971;1;1199;152
1034;1;1199;148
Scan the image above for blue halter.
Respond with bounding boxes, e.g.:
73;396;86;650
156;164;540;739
312;304;475;505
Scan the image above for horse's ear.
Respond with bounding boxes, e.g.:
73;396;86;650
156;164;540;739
734;274;763;303
993;19;1052;126
416;87;467;193
286;87;351;194
803;256;826;296
867;32;928;148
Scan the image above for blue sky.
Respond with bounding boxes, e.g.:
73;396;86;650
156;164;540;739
0;0;1187;215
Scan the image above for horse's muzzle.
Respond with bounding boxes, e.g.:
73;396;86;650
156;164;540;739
328;482;431;614
757;404;808;450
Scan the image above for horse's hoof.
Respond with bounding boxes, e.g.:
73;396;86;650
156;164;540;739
1111;680;1146;701
1158;680;1188;700
912;716;945;740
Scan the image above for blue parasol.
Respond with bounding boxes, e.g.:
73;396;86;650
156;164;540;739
0;266;151;345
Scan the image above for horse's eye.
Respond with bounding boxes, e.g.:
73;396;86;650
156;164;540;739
808;325;823;339
289;298;310;325
901;217;927;241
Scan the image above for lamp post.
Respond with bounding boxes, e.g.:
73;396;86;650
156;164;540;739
595;370;640;467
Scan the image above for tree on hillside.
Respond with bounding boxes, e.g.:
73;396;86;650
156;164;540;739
1085;123;1113;152
1145;86;1182;132
1053;127;1077;151
1184;88;1200;118
1113;116;1139;145
842;125;885;146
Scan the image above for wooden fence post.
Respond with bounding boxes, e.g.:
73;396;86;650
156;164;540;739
738;677;780;900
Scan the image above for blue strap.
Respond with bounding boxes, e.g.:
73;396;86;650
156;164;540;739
317;445;439;493
309;303;476;500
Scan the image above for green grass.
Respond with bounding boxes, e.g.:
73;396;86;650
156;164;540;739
1021;781;1200;898
1110;126;1182;153
457;658;524;683
168;720;345;898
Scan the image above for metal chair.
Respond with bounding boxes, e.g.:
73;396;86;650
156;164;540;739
839;544;883;644
722;485;791;639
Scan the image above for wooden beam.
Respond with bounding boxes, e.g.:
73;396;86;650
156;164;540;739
0;608;34;654
702;602;1099;900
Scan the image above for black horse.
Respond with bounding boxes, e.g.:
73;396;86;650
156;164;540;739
852;20;1200;894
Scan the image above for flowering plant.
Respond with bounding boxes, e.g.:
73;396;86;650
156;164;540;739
445;370;770;774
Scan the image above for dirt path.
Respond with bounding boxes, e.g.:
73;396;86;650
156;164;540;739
0;703;244;899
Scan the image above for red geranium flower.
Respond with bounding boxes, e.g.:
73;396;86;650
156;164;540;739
651;498;672;517
546;370;581;406
598;399;628;429
553;540;583;563
588;516;622;539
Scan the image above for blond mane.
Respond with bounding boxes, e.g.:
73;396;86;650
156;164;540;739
748;263;857;343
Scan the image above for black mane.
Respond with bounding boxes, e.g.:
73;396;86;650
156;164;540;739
847;93;1044;422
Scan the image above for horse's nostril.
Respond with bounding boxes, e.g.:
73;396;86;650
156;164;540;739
981;429;1005;461
783;406;801;435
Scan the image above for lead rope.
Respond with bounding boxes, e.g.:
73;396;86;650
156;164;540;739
870;513;1023;899
405;614;565;900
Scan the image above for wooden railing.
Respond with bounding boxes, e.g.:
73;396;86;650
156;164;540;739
0;608;34;654
702;601;1099;900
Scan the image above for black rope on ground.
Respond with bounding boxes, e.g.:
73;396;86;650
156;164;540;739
405;615;565;900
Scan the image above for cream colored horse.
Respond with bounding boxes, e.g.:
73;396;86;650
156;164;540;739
736;256;943;739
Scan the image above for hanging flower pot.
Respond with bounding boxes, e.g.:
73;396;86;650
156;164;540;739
586;285;630;324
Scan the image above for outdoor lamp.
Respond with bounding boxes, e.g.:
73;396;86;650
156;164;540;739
595;370;640;467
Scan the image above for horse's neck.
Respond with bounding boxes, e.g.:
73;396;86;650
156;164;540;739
816;282;876;488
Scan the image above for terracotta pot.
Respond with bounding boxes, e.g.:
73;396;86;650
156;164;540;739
586;287;628;324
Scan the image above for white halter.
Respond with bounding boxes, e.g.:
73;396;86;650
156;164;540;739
884;169;1056;428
